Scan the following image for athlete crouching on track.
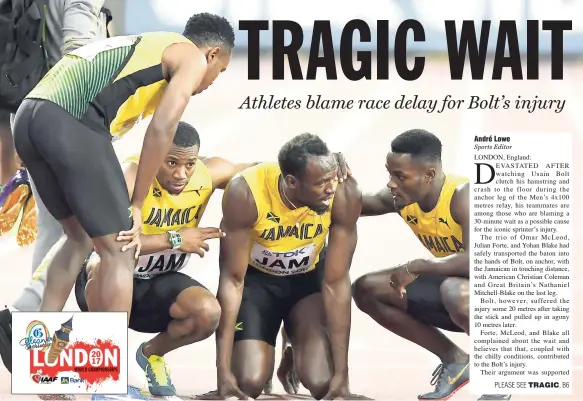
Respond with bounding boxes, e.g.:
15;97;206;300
351;129;509;401
209;133;362;400
75;122;259;397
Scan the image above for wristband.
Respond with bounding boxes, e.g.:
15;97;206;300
168;231;183;250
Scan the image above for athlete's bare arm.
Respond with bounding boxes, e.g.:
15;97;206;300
117;162;175;255
216;176;257;378
132;42;207;210
361;187;397;216
324;177;363;382
201;157;258;189
407;182;470;278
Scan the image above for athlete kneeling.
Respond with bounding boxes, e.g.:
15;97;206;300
75;121;256;397
213;133;362;400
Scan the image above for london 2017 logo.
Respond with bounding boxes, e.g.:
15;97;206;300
12;312;128;395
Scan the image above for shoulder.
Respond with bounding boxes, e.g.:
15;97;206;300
332;177;362;221
450;182;469;224
222;175;258;226
223;175;255;208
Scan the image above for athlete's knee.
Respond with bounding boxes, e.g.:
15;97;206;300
298;374;329;400
93;237;134;271
237;373;267;399
174;290;221;336
352;273;383;311
440;277;469;319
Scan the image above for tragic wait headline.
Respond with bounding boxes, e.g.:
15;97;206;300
240;19;573;81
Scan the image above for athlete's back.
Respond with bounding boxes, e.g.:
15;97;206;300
28;32;192;137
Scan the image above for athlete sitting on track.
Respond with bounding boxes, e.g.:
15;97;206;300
73;121;254;397
351;129;509;401
209;133;362;400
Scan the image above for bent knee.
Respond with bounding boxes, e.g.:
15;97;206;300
300;376;329;400
352;274;395;311
174;289;221;332
352;275;373;309
440;277;469;315
237;375;267;399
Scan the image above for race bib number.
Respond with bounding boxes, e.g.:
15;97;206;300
134;249;191;279
70;35;137;62
249;242;317;276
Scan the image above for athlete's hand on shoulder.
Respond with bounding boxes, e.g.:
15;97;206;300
323;373;350;399
177;227;226;257
333;152;351;182
119;205;143;259
388;263;418;298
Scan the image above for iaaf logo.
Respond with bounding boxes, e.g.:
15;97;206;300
30;372;58;384
12;312;128;395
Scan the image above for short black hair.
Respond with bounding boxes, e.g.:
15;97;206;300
278;133;331;177
183;13;235;52
173;121;200;148
390;129;442;162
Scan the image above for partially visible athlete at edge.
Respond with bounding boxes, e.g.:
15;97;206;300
12;13;235;324
351;129;509;401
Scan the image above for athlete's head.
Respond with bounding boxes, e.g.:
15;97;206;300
385;129;442;208
183;13;235;93
278;133;338;215
157;122;201;195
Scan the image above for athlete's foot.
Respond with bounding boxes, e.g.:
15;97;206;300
136;342;176;396
277;345;299;394
263;378;273;394
0;308;12;373
418;361;469;400
478;395;511;400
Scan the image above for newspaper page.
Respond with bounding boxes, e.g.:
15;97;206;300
0;0;582;400
471;133;573;396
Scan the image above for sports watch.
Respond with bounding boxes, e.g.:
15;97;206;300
168;231;183;250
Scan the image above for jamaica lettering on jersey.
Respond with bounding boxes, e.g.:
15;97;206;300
27;32;194;138
238;162;334;276
125;155;214;279
399;175;468;258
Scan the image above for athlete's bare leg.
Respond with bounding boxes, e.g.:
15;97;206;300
231;340;275;399
264;326;297;394
0;120;17;184
352;270;466;364
440;277;470;334
84;234;135;324
287;293;333;400
142;286;221;356
276;327;299;394
39;216;93;311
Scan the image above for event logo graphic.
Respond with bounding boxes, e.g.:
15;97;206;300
12;312;128;395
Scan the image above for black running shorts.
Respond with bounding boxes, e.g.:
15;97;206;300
405;274;465;332
12;99;132;237
75;255;206;333
234;247;327;347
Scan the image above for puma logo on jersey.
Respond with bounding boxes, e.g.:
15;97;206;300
182;186;203;196
439;217;449;227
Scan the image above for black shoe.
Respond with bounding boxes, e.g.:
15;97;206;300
418;362;469;400
478;395;511;400
0;308;12;373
